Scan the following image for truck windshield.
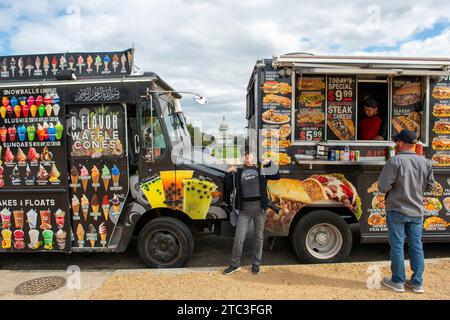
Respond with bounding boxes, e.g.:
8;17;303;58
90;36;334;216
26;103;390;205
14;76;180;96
158;94;192;149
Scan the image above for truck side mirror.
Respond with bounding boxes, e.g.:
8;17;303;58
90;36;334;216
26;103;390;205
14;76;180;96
193;94;208;105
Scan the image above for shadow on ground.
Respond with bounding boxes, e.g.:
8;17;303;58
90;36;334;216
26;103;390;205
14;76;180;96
0;225;448;271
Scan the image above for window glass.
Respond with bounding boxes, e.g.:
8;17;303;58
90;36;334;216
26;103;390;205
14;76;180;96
141;99;167;160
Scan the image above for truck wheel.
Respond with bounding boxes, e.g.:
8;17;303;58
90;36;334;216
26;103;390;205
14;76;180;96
137;217;194;268
291;210;352;264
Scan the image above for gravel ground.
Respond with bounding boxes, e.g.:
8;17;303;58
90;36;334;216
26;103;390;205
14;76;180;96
90;259;450;300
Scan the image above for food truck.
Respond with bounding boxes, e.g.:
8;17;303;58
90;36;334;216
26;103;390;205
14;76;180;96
0;48;230;268
246;53;450;263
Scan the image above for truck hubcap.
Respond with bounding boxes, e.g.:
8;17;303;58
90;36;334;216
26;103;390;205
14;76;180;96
148;231;180;263
305;223;343;260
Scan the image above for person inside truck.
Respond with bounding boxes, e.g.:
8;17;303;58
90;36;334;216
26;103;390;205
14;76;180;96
223;147;280;276
358;98;385;140
143;117;167;160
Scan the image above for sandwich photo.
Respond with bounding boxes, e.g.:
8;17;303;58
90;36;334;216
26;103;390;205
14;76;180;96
262;109;290;124
262;138;291;148
262;81;292;95
263;94;292;108
262;81;279;94
372;194;386;210
433;121;450;134
432;86;450;100
265;178;328;234
432;104;450;117
309;174;362;219
368;214;386;226
297;108;325;124
261;124;291;139
432;154;450;167
423;197;442;213
432;137;450;150
327;116;355;140
392;112;421;136
423;216;450;231
431;182;444;197
297;78;326;91
443;197;450;211
299;91;325;107
393;82;421;106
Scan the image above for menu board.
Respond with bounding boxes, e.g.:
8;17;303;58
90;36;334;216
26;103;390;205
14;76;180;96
0;88;67;189
67;104;129;248
422;176;450;233
0;48;134;81
364;177;450;234
295;75;326;141
0;192;70;252
392;76;422;140
429;76;450;167
259;64;292;167
326;76;356;140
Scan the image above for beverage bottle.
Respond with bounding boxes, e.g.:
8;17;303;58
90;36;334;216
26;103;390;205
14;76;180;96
415;141;424;157
344;145;350;161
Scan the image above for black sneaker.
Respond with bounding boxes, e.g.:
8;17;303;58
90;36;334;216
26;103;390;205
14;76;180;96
223;266;241;275
251;265;260;275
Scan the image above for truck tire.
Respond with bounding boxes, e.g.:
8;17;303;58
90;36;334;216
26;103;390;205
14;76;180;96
291;210;352;264
137;217;194;268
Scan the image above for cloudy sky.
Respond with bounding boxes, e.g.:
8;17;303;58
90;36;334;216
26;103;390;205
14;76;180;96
1;0;450;136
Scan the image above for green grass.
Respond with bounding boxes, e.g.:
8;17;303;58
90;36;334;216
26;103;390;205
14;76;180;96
213;146;240;159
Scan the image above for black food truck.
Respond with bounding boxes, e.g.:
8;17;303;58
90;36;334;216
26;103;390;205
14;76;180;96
0;48;231;268
246;53;450;263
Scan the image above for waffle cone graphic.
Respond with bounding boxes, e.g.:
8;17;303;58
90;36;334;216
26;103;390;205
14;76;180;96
92;176;100;192
81;179;88;193
102;206;109;221
82;205;89;221
72;203;80;215
112;174;120;187
103;178;110;191
71;175;79;192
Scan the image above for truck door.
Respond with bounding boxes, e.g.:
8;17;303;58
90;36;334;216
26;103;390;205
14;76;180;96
136;96;173;181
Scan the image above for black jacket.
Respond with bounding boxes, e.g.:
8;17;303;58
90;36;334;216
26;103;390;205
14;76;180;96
225;163;280;211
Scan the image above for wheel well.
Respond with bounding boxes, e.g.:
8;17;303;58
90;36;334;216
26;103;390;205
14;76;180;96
133;208;196;236
288;206;358;238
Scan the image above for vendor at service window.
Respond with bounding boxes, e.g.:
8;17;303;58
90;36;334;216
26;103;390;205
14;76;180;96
358;98;384;141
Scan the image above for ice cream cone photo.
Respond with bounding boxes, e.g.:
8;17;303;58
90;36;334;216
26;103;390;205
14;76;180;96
99;222;107;248
91;165;100;192
76;224;84;247
81;195;89;221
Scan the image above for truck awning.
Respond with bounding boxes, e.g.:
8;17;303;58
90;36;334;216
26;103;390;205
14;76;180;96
274;54;450;76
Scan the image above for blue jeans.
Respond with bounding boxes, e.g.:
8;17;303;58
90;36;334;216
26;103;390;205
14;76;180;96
386;211;424;286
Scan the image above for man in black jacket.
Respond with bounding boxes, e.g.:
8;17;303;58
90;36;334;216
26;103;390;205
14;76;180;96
223;148;280;275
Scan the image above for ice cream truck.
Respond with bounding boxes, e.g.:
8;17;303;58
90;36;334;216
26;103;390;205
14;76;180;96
0;48;231;268
246;53;450;263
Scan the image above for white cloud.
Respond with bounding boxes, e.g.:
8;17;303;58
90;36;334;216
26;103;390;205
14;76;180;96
1;0;450;133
